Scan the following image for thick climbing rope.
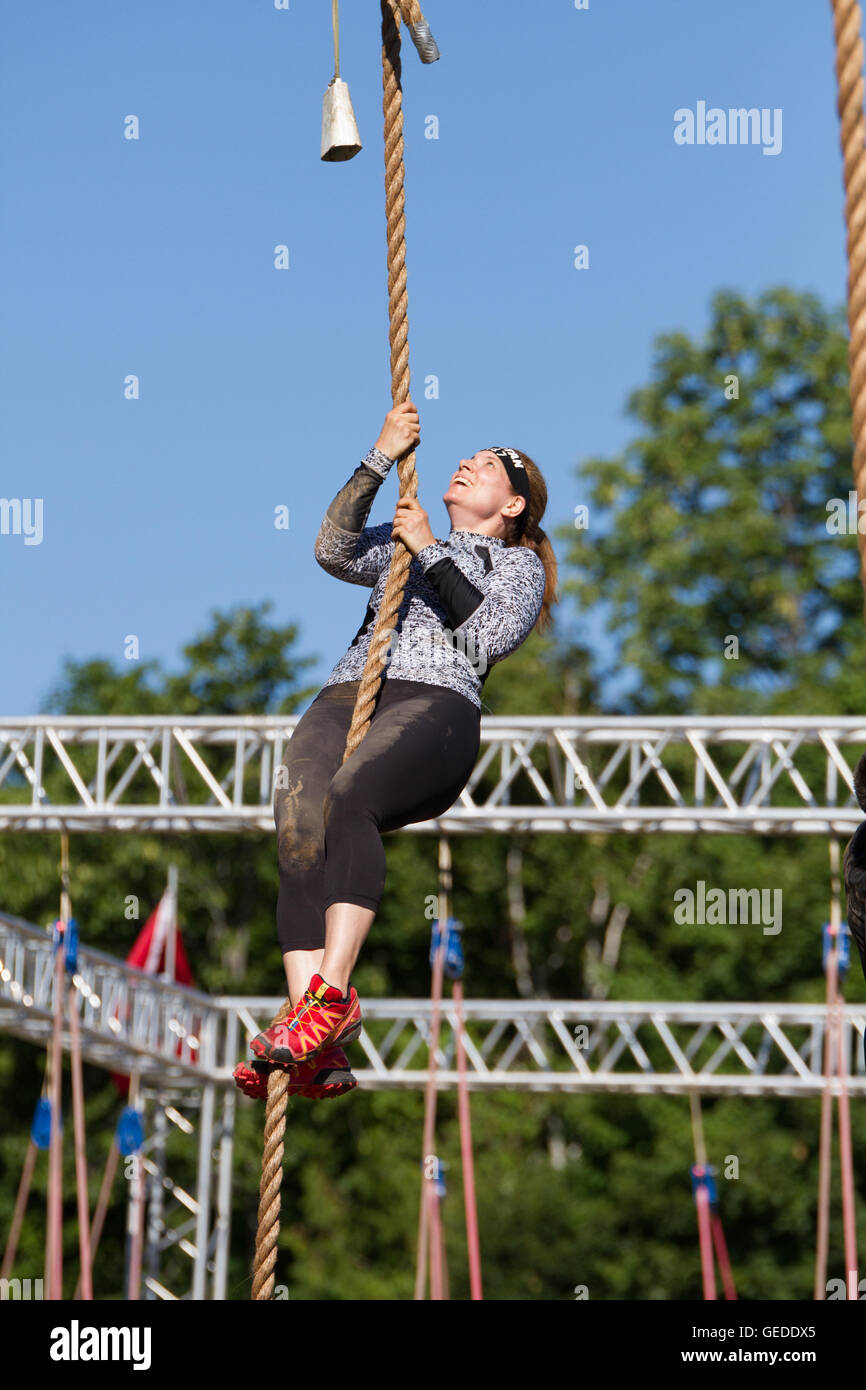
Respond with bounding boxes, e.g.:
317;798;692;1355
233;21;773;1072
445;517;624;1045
830;0;866;1301
252;0;430;1301
831;0;866;604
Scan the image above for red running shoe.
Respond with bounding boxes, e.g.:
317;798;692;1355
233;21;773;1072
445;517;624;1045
233;1046;357;1101
249;973;362;1067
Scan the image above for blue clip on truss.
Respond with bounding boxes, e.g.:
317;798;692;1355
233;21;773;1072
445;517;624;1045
429;918;464;980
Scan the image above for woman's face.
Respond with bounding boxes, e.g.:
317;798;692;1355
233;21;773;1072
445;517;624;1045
443;450;525;532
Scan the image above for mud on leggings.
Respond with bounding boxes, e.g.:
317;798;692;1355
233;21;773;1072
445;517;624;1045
273;678;481;953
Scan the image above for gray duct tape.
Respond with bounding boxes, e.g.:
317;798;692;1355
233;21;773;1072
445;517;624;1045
408;19;440;64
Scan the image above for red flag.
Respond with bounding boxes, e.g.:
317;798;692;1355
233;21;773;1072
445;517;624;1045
111;883;197;1096
125;903;194;985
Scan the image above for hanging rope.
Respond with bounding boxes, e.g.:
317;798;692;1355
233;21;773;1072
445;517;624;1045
689;1093;736;1300
814;842;860;1298
1;1092;42;1280
815;842;859;1298
453;971;482;1299
46;906;64;1298
688;1094;715;1298
831;0;866;605
59;833;95;1299
252;0;429;1301
829;841;859;1296
830;0;866;1299
124;1072;146;1300
414;837;450;1300
815;843;838;1297
342;5;420;760
688;1092;707;1169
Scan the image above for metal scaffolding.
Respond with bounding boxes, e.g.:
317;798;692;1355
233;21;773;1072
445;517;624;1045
1;714;865;834
1;909;864;1298
0;911;238;1302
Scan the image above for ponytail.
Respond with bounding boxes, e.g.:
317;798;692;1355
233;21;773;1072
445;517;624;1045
502;451;559;632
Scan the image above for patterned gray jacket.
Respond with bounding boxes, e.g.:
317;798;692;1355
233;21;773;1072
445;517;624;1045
314;446;546;710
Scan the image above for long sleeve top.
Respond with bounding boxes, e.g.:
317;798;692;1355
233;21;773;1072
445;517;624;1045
313;445;547;710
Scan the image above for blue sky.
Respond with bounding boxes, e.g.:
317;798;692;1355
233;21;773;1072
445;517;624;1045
0;0;855;713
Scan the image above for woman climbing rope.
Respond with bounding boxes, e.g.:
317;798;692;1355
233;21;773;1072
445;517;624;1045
233;399;558;1101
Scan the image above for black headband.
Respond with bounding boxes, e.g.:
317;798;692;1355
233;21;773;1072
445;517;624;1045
484;446;531;533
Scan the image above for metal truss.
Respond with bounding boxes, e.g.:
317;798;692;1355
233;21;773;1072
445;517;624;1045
0;912;237;1302
0;914;222;1083
3;910;865;1299
132;1082;235;1302
3;911;864;1101
229;996;866;1099
1;715;865;835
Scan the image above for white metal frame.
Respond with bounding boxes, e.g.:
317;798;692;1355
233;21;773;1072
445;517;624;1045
1;715;864;834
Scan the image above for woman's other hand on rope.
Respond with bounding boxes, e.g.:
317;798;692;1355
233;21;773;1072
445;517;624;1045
392;496;435;555
375;399;420;461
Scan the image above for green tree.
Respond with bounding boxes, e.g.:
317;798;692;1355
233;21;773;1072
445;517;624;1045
563;288;862;714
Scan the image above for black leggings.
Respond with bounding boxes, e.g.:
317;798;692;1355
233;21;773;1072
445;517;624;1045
273;679;481;953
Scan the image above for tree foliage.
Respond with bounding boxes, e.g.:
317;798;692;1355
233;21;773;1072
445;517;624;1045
563;288;861;713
